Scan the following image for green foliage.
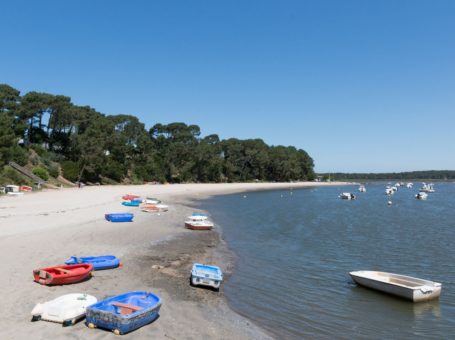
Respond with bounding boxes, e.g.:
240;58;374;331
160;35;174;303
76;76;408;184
32;166;49;181
47;163;60;178
0;84;316;185
61;161;80;181
0;166;29;185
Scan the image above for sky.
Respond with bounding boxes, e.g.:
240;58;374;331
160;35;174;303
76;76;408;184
1;0;454;173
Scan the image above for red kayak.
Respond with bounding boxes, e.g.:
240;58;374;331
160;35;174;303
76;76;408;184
33;264;93;285
122;194;140;200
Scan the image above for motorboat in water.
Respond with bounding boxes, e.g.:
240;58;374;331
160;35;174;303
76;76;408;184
339;192;356;200
415;192;428;200
358;185;366;192
349;270;442;302
31;293;97;326
420;183;435;193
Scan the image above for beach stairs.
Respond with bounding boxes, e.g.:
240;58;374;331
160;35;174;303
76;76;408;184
8;161;46;186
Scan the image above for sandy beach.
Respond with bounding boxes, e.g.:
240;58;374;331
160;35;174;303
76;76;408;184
0;182;347;339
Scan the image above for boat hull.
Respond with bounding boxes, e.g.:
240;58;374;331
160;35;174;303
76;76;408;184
105;213;134;222
350;271;441;302
86;291;161;335
65;256;120;270
33;264;93;285
185;222;213;230
31;293;97;325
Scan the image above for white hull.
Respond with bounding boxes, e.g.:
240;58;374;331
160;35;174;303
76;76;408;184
31;293;97;325
350;271;441;302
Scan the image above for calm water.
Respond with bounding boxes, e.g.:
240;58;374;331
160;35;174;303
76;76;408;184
201;183;455;339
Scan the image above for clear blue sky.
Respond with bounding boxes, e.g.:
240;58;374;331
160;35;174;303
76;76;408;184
1;1;454;172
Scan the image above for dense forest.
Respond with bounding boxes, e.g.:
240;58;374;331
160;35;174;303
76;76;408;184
0;84;315;186
321;171;455;181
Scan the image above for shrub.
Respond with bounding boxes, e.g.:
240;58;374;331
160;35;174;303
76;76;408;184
47;164;60;178
32;166;49;181
61;161;79;182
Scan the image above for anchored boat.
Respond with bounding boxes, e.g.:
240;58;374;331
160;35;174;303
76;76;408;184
65;255;120;270
33;264;93;285
31;293;97;326
349;270;442;302
86;291;161;335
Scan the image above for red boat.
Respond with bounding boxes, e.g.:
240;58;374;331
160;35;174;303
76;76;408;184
33;264;93;285
122;194;140;200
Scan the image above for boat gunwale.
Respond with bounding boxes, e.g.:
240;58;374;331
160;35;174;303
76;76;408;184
349;271;441;290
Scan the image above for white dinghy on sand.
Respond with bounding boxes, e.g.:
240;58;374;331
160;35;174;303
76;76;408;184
349;271;441;302
31;293;97;326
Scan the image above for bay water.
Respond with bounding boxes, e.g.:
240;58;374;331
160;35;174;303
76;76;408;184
201;183;455;339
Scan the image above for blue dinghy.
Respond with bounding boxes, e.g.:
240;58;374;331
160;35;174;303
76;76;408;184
65;256;120;270
121;200;141;207
105;213;134;222
86;291;161;335
191;263;223;290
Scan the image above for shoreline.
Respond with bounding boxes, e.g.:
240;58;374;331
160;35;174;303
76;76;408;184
0;182;351;339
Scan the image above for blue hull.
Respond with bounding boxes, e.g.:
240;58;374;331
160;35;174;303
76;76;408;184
122;201;141;207
86;291;161;334
65;255;120;270
105;213;134;222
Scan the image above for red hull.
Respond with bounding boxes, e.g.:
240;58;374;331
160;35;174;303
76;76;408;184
185;223;213;230
122;194;140;200
33;264;93;285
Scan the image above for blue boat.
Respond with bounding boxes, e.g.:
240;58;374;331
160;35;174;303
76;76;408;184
121;200;141;207
190;263;223;290
105;213;134;222
65;255;120;270
86;291;161;335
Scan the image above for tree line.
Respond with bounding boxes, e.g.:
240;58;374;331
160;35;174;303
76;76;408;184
321;171;455;181
0;84;315;184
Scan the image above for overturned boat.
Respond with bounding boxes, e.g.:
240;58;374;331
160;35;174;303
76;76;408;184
349;270;442;302
105;213;134;222
31;293;97;326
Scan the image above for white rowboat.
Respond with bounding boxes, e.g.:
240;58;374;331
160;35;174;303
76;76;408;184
349;271;441;302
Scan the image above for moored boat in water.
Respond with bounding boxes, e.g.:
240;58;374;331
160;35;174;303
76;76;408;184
416;192;428;200
339;192;356;200
349;270;442;302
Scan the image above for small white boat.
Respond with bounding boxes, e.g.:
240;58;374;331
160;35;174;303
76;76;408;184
143;197;161;204
358;185;366;192
339;192;356;200
31;293;97;326
416;192;428;200
406;182;413;188
349;271;441;302
420;183;435;193
385;187;394;195
185;214;214;230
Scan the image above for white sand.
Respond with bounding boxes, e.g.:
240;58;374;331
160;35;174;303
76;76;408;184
0;182;349;339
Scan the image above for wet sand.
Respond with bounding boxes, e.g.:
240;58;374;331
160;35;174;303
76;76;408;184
0;182;348;339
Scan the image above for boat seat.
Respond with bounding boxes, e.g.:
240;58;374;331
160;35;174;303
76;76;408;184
54;268;71;274
111;302;143;314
